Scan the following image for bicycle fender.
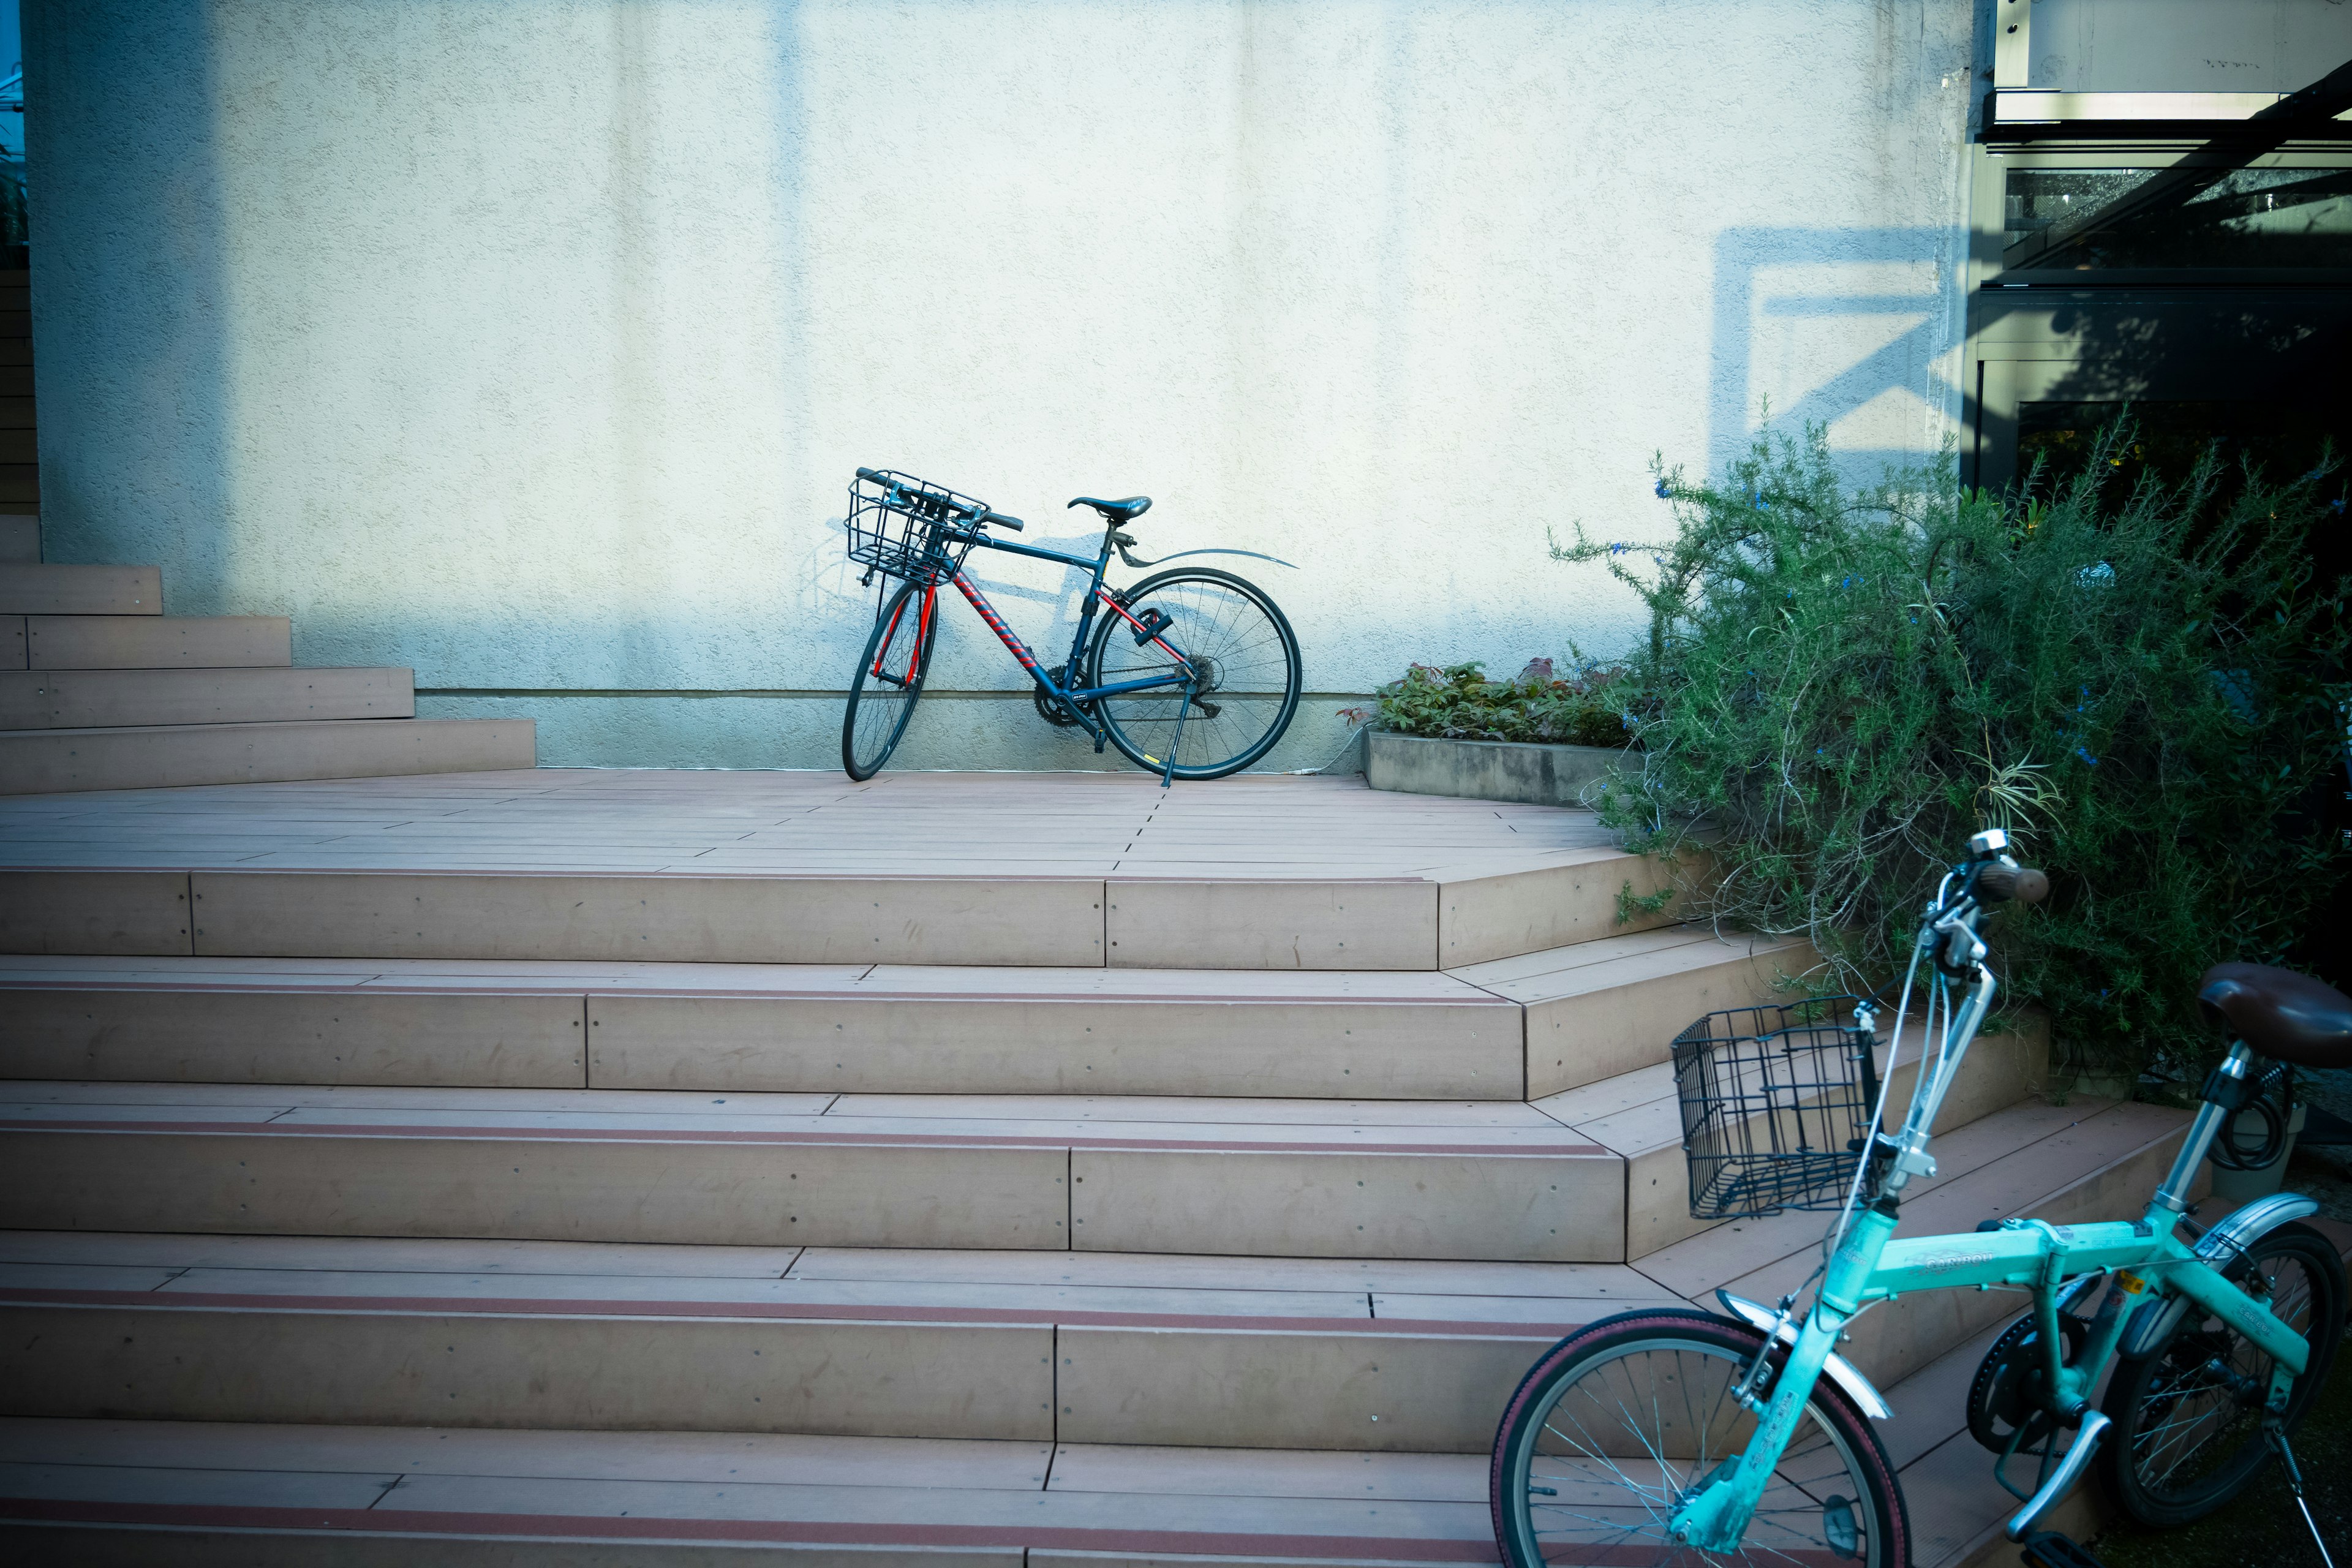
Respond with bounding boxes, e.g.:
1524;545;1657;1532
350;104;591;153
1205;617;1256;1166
1115;544;1297;571
2119;1192;2320;1357
1717;1291;1894;1419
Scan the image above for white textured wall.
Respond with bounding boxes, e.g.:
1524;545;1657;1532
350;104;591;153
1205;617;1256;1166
25;0;1977;770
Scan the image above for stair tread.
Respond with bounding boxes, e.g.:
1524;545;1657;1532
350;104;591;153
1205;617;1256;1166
1450;924;1804;995
0;952;1507;1003
1;1080;1605;1147
0;1232;1673;1330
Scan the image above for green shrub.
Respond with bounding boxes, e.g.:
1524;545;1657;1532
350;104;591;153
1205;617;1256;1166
1353;658;1636;750
1562;420;2350;1081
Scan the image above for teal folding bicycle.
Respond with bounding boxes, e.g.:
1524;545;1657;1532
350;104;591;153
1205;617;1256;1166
1491;828;2348;1567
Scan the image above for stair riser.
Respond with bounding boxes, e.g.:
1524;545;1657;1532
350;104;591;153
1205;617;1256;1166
1525;946;1793;1098
0;1302;1552;1453
0;666;413;729
0;985;1523;1100
0;872;191;956
0;990;588;1088
1439;851;1694;967
0;718;534;796
24;614;292;669
0;565;159;616
0;1305;1055;1442
0;1131;1071;1251
0;1131;1624;1261
1;617;18;667
1623;1024;2048;1261
589;994;1523;1100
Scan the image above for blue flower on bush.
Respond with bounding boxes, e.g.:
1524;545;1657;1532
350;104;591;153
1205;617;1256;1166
1654;477;1671;500
2076;747;2099;766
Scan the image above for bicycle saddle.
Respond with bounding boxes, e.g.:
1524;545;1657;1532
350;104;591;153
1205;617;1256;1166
2198;962;2352;1069
1069;496;1151;524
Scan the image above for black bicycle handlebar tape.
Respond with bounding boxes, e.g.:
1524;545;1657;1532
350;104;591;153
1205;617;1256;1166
1976;865;2050;905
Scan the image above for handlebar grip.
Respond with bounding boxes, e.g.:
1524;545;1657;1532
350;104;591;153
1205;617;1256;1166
1977;865;2050;905
982;511;1025;532
856;467;886;483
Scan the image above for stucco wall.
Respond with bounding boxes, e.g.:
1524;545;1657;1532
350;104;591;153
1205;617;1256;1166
23;0;1978;771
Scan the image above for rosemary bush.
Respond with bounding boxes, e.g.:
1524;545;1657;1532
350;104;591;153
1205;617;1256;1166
1355;658;1634;749
1566;422;2350;1080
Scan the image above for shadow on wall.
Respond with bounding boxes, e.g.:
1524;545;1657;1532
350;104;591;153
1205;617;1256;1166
1709;225;1967;481
24;0;235;597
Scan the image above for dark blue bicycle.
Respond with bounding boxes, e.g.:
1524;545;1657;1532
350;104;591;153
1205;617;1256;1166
840;468;1303;783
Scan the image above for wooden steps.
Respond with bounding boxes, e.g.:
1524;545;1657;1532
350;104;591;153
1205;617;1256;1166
0;666;412;728
0;518;526;793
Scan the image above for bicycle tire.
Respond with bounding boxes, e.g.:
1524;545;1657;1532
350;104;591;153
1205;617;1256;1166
840;579;938;780
1084;566;1302;780
2097;1220;2346;1527
1491;1307;1908;1567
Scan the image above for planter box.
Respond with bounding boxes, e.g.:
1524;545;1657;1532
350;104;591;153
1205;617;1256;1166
1365;731;1635;809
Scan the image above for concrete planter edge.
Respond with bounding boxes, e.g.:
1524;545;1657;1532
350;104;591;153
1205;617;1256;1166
1363;731;1638;809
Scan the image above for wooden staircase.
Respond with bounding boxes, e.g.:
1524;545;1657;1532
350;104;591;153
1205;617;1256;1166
0;771;2200;1564
0;518;532;793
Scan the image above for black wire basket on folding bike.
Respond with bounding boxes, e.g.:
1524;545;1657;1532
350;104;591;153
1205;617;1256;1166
845;468;990;587
1674;997;1883;1219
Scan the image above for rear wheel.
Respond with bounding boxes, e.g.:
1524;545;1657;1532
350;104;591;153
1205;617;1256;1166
1085;567;1302;780
1491;1308;1908;1567
841;579;938;780
2098;1221;2345;1526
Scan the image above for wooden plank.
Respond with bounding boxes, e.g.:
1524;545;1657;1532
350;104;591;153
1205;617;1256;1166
0;987;587;1087
0;564;159;616
587;988;1521;1099
0;397;32;429
0;717;535;795
1105;879;1436;970
27;614;292;669
0;517;33;565
0;366;34;396
1070;1146;1623;1262
0;429;31;464
1509;933;1807;1096
0;870;191;956
0;666;413;729
191;870;1103;967
1438;848;1696;967
1057;1324;1555;1452
0;1303;1055;1441
0;616;20;668
0;1125;1069;1250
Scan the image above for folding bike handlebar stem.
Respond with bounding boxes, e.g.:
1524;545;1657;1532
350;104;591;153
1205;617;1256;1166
1666;832;2315;1555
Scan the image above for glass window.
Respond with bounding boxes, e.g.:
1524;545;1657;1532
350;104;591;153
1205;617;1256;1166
2003;166;2352;270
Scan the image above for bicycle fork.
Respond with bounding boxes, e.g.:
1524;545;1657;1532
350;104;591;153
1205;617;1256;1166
1670;1207;1898;1553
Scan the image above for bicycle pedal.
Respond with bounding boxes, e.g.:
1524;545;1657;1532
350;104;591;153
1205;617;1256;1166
1131;609;1172;644
2017;1530;2106;1568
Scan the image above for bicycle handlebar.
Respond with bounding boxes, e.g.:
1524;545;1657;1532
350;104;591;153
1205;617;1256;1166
858;469;1022;531
1975;864;2049;905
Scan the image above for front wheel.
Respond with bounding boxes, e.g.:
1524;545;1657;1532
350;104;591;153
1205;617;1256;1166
1491;1308;1909;1567
841;579;938;780
1084;567;1302;780
2098;1221;2346;1526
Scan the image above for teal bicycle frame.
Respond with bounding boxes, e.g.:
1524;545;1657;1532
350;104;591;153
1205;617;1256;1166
1668;856;2315;1555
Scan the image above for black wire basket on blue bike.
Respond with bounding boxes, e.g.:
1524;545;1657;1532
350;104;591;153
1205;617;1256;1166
1674;997;1883;1219
846;468;990;587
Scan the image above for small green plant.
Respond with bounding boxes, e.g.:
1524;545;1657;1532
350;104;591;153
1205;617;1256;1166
1561;419;2350;1082
1346;657;1638;749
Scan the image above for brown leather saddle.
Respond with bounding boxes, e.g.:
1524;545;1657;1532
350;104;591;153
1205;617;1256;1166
2198;962;2352;1069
